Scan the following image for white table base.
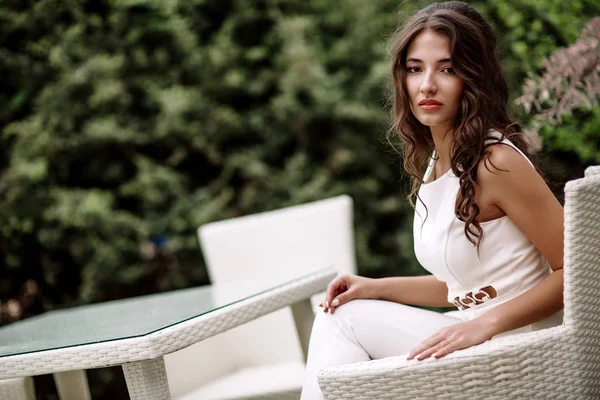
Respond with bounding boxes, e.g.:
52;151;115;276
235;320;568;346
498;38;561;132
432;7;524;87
0;377;35;400
53;370;91;400
291;298;315;362
123;357;170;400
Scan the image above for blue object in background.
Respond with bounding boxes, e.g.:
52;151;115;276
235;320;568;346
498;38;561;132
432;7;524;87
152;235;167;249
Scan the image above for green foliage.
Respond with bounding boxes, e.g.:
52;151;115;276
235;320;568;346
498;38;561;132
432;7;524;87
514;16;600;171
472;0;599;95
540;107;600;164
0;0;411;313
0;0;596;318
471;0;599;195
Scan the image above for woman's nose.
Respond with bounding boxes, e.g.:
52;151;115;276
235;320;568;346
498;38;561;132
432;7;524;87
420;73;437;94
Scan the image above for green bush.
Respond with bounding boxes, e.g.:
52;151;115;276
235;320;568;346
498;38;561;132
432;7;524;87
0;0;597;313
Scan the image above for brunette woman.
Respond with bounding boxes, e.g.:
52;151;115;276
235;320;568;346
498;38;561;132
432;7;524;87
301;2;564;399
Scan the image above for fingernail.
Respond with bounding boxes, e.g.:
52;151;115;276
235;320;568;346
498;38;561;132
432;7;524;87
432;353;437;358
331;299;340;306
325;301;329;308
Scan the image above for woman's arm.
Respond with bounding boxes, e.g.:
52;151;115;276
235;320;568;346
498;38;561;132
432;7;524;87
407;144;564;360
323;274;452;314
373;275;454;308
473;144;564;335
478;269;563;336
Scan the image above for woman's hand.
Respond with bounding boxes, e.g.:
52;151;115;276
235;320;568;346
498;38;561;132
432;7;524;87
406;318;494;361
320;274;377;314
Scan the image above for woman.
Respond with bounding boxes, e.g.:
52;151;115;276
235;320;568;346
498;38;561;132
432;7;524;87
300;2;564;399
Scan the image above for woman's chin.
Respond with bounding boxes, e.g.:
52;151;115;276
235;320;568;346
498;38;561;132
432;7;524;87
416;116;452;129
417;118;442;127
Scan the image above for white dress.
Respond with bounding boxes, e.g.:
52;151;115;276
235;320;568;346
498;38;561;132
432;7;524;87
413;132;563;335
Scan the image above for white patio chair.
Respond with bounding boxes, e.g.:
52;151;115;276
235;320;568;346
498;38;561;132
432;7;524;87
317;166;600;399
165;195;356;399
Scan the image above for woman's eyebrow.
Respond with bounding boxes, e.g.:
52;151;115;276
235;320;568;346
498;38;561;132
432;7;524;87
406;57;452;63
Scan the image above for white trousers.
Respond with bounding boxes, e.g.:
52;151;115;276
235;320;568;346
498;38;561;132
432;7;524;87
300;299;462;400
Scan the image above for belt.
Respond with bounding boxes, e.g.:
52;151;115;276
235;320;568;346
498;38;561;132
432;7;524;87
452;285;498;310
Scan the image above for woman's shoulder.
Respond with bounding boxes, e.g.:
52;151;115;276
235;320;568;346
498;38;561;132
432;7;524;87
481;142;527;170
482;129;534;171
476;139;538;196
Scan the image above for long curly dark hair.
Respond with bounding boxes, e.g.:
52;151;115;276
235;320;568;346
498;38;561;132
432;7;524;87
388;1;533;248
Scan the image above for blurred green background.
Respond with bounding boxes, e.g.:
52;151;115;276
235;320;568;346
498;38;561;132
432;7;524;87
1;0;598;398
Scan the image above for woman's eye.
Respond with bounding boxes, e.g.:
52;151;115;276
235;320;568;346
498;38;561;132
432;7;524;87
442;67;455;74
406;66;420;73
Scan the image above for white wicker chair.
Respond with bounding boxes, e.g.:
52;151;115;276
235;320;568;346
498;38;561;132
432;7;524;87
317;166;600;399
165;195;356;400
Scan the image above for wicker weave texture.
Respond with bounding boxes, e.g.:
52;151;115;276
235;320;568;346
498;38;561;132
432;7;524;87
319;328;579;399
585;166;600;177
318;171;600;399
123;358;170;400
0;268;335;380
0;377;35;400
564;174;600;397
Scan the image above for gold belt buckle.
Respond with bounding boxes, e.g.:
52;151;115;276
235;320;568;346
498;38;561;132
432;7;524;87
453;285;497;310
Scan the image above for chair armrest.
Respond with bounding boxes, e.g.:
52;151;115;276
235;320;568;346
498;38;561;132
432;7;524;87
318;326;569;398
584;166;600;177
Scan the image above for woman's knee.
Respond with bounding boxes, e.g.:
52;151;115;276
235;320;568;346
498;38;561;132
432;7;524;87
330;298;378;317
313;299;373;329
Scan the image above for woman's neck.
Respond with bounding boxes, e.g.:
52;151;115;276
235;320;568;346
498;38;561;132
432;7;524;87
430;125;454;173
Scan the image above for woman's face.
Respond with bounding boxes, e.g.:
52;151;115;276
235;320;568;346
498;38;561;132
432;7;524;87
404;29;464;133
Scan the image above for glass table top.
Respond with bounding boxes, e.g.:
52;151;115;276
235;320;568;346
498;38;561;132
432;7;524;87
0;267;330;358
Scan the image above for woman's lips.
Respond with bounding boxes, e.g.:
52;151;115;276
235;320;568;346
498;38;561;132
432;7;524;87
418;100;443;110
419;104;442;110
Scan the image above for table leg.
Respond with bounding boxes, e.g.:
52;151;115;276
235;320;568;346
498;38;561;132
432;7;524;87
122;357;171;400
53;370;91;400
0;377;35;400
291;298;315;362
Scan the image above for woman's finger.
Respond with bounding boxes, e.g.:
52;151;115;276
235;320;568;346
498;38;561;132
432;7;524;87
407;332;445;360
433;341;457;358
326;276;347;306
327;299;340;314
325;278;341;305
417;339;449;360
327;289;355;314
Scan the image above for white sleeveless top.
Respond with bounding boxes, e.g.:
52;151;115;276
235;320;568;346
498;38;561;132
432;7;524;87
413;132;563;335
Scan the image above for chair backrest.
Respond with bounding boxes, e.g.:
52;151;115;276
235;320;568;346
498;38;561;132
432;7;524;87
563;172;600;331
199;195;356;284
562;168;600;397
585;165;600;177
196;195;356;369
